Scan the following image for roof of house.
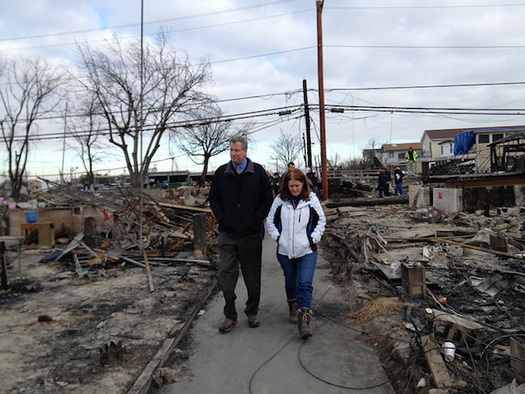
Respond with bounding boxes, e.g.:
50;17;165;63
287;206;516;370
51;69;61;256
382;142;422;152
423;125;525;141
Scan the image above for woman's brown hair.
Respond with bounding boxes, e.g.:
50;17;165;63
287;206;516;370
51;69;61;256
279;168;310;200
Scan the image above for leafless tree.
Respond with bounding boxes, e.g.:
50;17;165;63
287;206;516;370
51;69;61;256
67;95;106;187
362;137;386;151
171;105;249;187
327;152;342;170
0;56;64;199
269;129;303;172
361;137;387;165
74;30;212;187
341;157;368;170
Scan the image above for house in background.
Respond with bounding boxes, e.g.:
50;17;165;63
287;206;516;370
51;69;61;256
421;125;525;172
381;142;422;169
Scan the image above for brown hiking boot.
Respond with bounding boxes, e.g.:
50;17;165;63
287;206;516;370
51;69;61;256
247;315;260;328
297;307;313;339
218;318;237;333
287;299;298;324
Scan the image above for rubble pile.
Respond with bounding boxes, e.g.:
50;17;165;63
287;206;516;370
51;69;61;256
2;181;525;392
0;185;219;393
322;203;525;392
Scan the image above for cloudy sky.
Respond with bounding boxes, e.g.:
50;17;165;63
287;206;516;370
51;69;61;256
2;0;525;180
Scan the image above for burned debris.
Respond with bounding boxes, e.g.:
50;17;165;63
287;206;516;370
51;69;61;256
323;202;525;392
0;184;219;393
1;163;525;393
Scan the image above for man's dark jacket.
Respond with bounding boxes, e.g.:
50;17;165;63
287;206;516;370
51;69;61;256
209;158;273;236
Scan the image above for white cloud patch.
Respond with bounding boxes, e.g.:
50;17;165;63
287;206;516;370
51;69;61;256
1;0;525;177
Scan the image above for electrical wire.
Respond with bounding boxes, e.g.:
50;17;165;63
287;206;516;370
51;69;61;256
0;0;304;43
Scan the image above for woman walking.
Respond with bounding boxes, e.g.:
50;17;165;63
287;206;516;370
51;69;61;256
266;168;326;339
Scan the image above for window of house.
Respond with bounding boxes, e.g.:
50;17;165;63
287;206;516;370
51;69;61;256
389;152;393;158
479;134;490;143
492;133;503;142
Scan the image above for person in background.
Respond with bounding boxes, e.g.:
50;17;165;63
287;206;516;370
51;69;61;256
266;170;273;185
305;167;319;195
383;164;391;194
377;167;390;198
405;146;418;175
287;162;295;171
209;135;273;333
266;168;326;339
393;166;405;196
272;172;281;198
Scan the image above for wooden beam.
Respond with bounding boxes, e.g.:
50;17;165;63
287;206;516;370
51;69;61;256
420;335;454;389
150;201;211;213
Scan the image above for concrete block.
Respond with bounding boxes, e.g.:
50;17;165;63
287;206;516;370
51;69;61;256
409;184;430;207
433;188;463;213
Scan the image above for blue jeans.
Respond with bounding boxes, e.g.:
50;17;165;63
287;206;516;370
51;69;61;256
394;183;404;196
276;251;317;309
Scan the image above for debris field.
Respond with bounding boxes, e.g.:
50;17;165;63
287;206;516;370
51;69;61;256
1;184;525;393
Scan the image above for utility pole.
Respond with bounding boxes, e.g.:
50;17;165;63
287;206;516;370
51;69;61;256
303;79;312;169
316;0;328;201
61;102;68;184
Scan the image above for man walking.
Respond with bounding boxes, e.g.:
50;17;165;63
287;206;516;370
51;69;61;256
377;167;390;198
405;146;418;175
209;135;273;333
393;167;405;196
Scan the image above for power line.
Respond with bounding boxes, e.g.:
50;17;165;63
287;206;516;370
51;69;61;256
0;0;303;43
326;44;525;49
328;81;525;91
326;4;525;10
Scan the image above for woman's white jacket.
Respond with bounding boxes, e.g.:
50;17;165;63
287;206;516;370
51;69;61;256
266;192;326;259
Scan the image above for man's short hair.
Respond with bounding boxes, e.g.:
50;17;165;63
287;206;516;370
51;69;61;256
230;135;248;150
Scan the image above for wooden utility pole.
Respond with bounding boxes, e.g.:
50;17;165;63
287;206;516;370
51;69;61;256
303;79;313;169
316;0;328;201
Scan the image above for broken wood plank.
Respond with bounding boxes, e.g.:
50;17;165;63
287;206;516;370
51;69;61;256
142;248;155;292
433;237;520;259
419;335;454;389
325;195;408;208
151;201;212;213
120;256;146;268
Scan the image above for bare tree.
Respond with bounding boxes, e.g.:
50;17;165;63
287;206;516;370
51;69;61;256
341;157;368;170
361;137;387;166
327;152;341;170
172;105;249;187
67;95;106;187
0;56;64;199
74;30;212;187
269;129;303;172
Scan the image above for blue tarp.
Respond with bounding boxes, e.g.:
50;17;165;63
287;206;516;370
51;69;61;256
454;129;474;155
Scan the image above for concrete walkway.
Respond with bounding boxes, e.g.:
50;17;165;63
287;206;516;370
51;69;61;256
155;235;392;393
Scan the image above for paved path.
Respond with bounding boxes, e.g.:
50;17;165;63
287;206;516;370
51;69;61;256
155;235;392;393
